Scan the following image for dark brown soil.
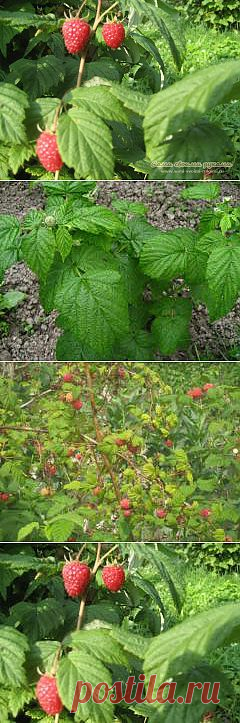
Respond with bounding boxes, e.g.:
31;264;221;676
0;180;239;361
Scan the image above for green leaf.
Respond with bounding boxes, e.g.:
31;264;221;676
131;32;165;72
181;182;221;201
144;59;240;151
56;332;92;361
65;629;128;666
57;108;114;180
0;215;21;279
69;203;123;236
8;143;35;174
10;599;64;642
29;640;61;680
0;83;28;144
0;25;17;57
57;651;113;721
55;226;73;261
17;522;39;541
207;241;240;317
26;97;61;140
21;227;55;282
45;513;86;542
110;84;150;116
10;56;64;99
140;228;195;281
151;298;192;355
54;270;129;358
129;0;182;69
68;86;129;125
0;626;29;687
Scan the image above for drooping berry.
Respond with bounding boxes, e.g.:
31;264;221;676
0;492;9;501
200;508;211;518
36;675;63;715
36;132;63;173
127;444;139;454
102;22;125;49
120;498;131;510
203;383;214;392
102;564;125;592
62;18;91;54
115;438;125;447
75;452;83;461
67;448;75;457
72;399;83;410
45;463;57;476
63;373;74;382
62;561;91;597
155;508;167;519
123;509;132;517
164;439;173;448
187;387;203;399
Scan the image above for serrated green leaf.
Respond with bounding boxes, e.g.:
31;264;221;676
151;298;192;355
57;108;114;180
70;203;123;236
0;215;21;279
10;599;64;642
54;270;129;358
0;626;29;687
181;182;221;201
57;651;113;722
0;25;17;56
0;83;28;144
17;522;39;541
21;227;55;281
68;86;129;125
55;226;73;261
66;629;128;666
144;60;240;151
110;84;150;116
207;241;240;317
10;56;64;99
8;143;35;174
140;228;195;280
26;97;61;140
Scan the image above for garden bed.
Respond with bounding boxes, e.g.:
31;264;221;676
0;180;239;361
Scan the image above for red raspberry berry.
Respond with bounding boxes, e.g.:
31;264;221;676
36;132;63;172
0;493;9;501
155;508;167;519
187;387;203;399
118;366;125;379
115;438;125;447
200;508;211;518
120;498;131;510
67;536;77;542
127;444;139;454
164;439;173;448
123;509;132;517
93;486;102;496
102;565;125;592
72;399;83;410
62;18;91;53
45;464;57;476
62;561;91;597
36;675;63;715
63;373;74;382
203;383;214;392
75;452;82;461
102;22;125;49
67;448;75;457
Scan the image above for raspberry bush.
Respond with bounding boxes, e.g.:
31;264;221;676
0;361;239;542
0;180;240;360
0;2;240;180
0;542;240;722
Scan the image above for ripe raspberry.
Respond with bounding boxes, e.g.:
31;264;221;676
68;536;77;542
63;373;74;382
67;448;75;457
75;452;83;461
0;493;9;501
72;399;83;410
118;366;125;379
120;498;131;510
115;438;125;447
127;444;139;454
36;675;63;715
203;383;214;392
93;486;102;496
164;439;173;448
102;565;125;592
62;18;91;54
62;561;91;597
36;132;63;173
187;387;203;399
123;509;132;517
45;464;57;476
102;22;125;49
200;508;211;518
155;508;167;519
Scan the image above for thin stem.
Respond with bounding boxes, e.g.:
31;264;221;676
76;48;88;88
54;715;60;723
76;0;87;17
97;544;118;568
92;542;102;573
95;0;118;26
55;170;60;181
0;425;48;433
76;542;87;560
76;594;87;631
